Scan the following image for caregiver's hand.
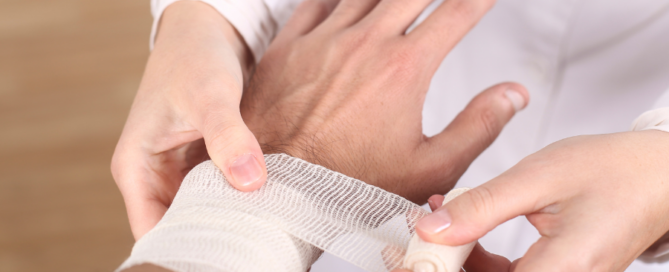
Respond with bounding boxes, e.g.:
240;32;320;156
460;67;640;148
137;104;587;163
417;131;669;271
111;1;263;239
241;0;527;203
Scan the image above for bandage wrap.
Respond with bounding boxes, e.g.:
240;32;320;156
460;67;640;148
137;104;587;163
403;188;475;272
118;154;475;272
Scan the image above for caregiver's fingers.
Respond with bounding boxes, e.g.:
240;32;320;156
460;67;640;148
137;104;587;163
272;0;337;46
421;82;528;179
200;108;267;192
111;145;172;239
463;243;512;272
125;198;169;240
408;0;496;69
415;168;553;246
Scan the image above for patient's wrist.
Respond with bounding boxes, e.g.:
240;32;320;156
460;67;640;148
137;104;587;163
260;135;357;183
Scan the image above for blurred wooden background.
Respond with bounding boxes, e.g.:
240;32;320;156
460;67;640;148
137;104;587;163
0;0;151;271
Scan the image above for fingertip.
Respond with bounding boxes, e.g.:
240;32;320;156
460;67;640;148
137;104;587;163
415;210;477;246
500;82;529;113
227;152;267;191
416;207;455;244
428;194;445;211
416;192;491;246
203;120;268;192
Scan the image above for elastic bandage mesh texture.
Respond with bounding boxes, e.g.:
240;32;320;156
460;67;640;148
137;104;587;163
119;154;428;272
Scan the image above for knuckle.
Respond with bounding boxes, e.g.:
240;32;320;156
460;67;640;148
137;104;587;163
476;106;501;145
340;27;381;50
387;47;420;69
465;187;497;218
202;119;247;153
379;45;423;83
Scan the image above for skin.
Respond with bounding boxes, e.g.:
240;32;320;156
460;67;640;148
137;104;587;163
111;1;263;239
239;0;523;203
120;0;518;270
417;131;669;272
117;0;669;271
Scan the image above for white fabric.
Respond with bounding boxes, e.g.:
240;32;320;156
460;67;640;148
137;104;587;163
631;108;669;134
404;188;475;272
148;0;669;271
118;154;432;272
150;0;300;61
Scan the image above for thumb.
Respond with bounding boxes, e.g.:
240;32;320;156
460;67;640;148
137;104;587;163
415;172;545;246
422;82;529;171
201;110;267;191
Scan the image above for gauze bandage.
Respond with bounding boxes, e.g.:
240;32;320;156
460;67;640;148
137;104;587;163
403;188;475;272
118;154;473;272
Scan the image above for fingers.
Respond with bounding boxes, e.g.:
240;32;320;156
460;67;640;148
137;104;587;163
408;0;496;68
463;243;512;272
428;194;445;211
125;198;169;240
317;0;380;31
421;82;528;180
111;151;178;239
426;195;512;272
356;0;433;35
415;167;553;247
200;109;267;191
272;0;337;46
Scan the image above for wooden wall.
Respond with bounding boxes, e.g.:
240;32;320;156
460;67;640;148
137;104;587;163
0;0;150;270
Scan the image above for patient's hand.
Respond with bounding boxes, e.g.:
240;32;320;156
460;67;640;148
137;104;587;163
241;0;528;203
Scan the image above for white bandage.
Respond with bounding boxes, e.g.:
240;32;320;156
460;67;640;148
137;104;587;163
403;188;475;272
117;154;474;272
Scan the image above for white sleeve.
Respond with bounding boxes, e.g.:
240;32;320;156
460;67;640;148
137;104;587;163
630;89;669;133
630;107;669;133
150;0;303;62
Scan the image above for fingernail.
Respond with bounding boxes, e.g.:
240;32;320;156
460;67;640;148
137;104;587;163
416;209;452;234
230;153;262;187
504;89;526;112
428;198;438;210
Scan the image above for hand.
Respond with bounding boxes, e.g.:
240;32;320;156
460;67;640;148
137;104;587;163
390;195;509;272
240;0;528;203
416;131;669;271
112;1;264;239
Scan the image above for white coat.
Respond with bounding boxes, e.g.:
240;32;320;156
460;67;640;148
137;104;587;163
150;0;669;271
